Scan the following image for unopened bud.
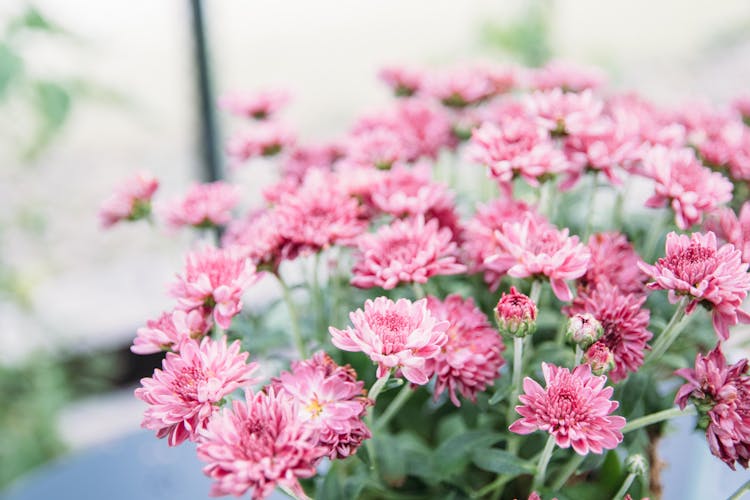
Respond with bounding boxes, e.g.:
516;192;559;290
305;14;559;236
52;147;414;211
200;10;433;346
584;341;615;376
494;286;537;338
626;454;648;477
565;313;604;350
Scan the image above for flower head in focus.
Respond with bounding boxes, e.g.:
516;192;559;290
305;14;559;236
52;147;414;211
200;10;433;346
99;171;159;228
494;286;537;338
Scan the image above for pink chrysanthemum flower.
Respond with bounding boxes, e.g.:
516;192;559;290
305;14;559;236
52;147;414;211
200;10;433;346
346;127;406;169
425;294;505;406
509;362;626;455
164;181;240;229
706;203;750;264
528;60;606;92
566;283;653;383
197;389;325;500
378;65;426;97
394;99;456;159
131;309;212;355
218;89;290;120
329;297;449;385
222;208;284;270
463;199;544;290
281;143;343;181
469;119;567;194
227;123;296;163
487;215;591;302
426;66;497;108
272;351;371;459
525;89;605;137
642;145;733;230
675;345;750;469
580;232;647;295
638;231;750;340
99;171;159;228
351;215;466;290
733;95;750;122
135;337;258;446
170;246;258;329
607;93;687;156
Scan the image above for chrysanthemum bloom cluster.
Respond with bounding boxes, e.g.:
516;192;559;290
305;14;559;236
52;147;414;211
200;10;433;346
218;89;290;120
509;363;626;455
135;337;259;446
164;181;240;229
99;171;159;228
425;294;505;406
197;389;325;500
579;232;647;295
351;215;466;290
639;231;750;340
329;297;448;385
271;351;371;459
494;286;538;338
131;309;212;355
705;202;750;264
675;345;750;469
487;214;591;302
222;208;285;269
170;245;258;329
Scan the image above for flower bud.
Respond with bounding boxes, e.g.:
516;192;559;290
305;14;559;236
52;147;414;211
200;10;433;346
494;286;537;338
584;341;615;376
565;313;604;350
625;454;648;477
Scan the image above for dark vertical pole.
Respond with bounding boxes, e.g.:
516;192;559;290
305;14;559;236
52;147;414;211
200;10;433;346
189;0;223;182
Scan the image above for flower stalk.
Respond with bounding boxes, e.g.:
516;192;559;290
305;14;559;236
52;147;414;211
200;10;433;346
275;273;308;359
531;434;557;490
612;472;637;500
622;405;696;434
645;297;689;364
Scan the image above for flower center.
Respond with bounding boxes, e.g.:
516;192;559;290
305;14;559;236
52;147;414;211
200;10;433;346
371;311;410;354
171;367;206;402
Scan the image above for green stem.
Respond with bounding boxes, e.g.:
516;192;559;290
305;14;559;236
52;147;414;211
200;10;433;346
574;345;583;366
538;180;554;218
365;371;391;475
622;405;696;434
412;282;426;300
645;297;689;364
613;472;637;500
728;477;750;500
471;475;512;499
613;177;630;229
275;273;308;359
551;453;586;490
532;434;557;490
375;382;413;431
506;336;525;455
583;172;599;240
529;279;542;305
311;252;325;343
643;210;670;262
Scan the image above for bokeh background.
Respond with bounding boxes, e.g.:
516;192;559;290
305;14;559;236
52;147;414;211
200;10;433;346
1;1;750;499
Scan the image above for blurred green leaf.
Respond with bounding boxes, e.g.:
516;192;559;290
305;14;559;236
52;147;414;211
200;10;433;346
434;430;504;480
0;43;23;99
471;448;534;476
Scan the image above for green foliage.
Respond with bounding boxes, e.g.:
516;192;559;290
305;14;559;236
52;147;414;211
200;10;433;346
480;0;553;66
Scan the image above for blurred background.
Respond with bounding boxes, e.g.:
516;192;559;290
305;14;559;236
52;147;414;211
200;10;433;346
1;1;749;499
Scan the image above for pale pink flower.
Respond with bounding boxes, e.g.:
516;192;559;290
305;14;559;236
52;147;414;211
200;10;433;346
197;389;324;499
463;199;544;290
170;246;258;329
675;345;750;469
131;309;212;355
643;146;733;230
272;351;371;459
639;231;750;340
733;95;750;122
487;215;591;302
525;89;605;137
509;362;626;455
351;216;466;290
705;203;750;263
346;126;405;169
378;65;426;97
469;119;567;194
606;93;686;155
218;89;290;120
222;209;284;269
227;123;296;163
426;66;497;108
580;232;647;295
395;99;456;159
135;337;259;446
528;60;606;92
494;286;538;338
566;283;653;383
163;181;240;229
99;171;159;228
281;143;343;180
329;297;449;384
425;294;505;406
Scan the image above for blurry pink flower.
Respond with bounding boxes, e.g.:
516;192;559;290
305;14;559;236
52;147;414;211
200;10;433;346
509;362;626;455
675;345;750;469
135;337;258;446
329;297;449;384
272;351;371;459
639;231;750;340
643;146;733;230
469;119;567;194
197;389;324;499
222;209;284;269
494;286;538;338
226;123;296;162
99;171;159;228
733;95;750;123
395;99;456;159
131;309;212;355
487;215;591;302
281;143;343;180
425;294;505;406
527;60;606;92
606;93;686;155
218;89;290;120
346;126;405;169
351;216;466;290
426;66;497;108
170;246;258;329
378;65;426;97
566;283;652;383
164;181;240;229
580;232;647;295
705;203;750;264
525;89;605;137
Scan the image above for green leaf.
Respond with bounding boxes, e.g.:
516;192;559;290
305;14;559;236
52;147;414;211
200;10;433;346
0;44;23;99
471;448;535;476
319;465;344;500
434;430;504;479
488;384;511;405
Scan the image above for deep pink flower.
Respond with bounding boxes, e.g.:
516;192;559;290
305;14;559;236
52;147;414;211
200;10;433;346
642;146;733;230
218;89;290;120
487;215;591;302
272;351;371;459
351;216;466;290
494;286;538;338
378;65;426;97
509;363;626;455
135;337;258;446
706;203;750;264
675;345;750;469
164;181;240;229
99;171;159;228
580;232;647;295
131;309;212;355
425;294;505;406
170;246;258;329
222;208;284;269
329;297;449;385
525;89;605;137
426;66;497;108
566;283;653;383
197;389;324;499
527;60;606;92
639;231;750;340
227;123;296;163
